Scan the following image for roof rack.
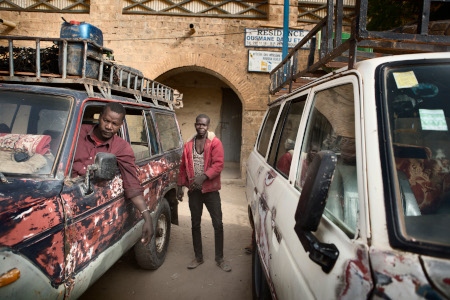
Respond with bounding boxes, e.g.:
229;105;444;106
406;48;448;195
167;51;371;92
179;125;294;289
0;35;183;110
270;0;450;96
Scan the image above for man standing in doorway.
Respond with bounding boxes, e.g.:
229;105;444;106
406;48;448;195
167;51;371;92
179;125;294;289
177;114;231;272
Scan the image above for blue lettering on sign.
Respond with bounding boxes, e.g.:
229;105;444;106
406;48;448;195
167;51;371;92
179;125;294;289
247;36;275;41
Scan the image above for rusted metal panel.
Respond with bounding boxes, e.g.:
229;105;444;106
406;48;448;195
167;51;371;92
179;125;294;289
337;247;373;299
0;179;66;284
421;256;450;296
369;249;443;299
60;149;181;290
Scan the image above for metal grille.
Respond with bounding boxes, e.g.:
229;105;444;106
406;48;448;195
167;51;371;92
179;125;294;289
298;0;355;24
0;0;89;12
123;0;268;18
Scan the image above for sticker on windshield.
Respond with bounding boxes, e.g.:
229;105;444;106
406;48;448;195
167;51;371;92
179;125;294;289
393;71;419;89
419;109;448;131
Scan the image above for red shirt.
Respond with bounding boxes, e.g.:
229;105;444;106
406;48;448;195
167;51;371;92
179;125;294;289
177;131;224;193
277;150;293;175
72;124;144;199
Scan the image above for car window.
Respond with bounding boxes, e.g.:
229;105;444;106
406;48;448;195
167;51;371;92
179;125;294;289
270;97;306;178
257;105;281;158
0;91;71;175
125;110;151;161
295;83;358;238
384;62;450;248
154;112;181;152
146;112;159;156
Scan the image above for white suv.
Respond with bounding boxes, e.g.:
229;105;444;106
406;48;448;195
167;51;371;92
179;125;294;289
246;52;450;299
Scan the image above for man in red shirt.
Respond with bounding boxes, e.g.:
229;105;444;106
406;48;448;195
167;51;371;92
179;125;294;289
72;102;153;245
177;114;231;272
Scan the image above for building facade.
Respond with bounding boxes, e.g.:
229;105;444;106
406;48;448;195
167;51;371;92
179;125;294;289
0;0;356;177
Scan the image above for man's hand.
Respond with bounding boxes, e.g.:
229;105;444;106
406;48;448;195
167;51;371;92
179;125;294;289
141;215;153;245
191;174;207;189
176;185;184;201
130;195;154;245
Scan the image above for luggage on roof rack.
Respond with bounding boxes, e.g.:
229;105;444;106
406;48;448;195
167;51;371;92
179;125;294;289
0;35;183;110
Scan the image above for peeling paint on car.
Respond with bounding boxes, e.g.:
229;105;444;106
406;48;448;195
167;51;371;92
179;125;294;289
421;256;450;296
0;90;182;299
369;249;447;299
338;247;372;299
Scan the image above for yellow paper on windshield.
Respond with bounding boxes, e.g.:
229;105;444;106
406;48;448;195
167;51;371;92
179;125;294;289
393;71;419;89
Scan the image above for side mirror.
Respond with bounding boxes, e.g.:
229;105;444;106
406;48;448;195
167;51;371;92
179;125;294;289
91;152;118;181
294;150;338;273
82;153;117;195
294;150;337;232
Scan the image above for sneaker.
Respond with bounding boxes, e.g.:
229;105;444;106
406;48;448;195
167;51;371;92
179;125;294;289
217;261;232;272
187;259;204;269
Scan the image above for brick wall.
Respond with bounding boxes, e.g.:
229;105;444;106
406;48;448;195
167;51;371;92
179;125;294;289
2;2;447;178
0;0;302;177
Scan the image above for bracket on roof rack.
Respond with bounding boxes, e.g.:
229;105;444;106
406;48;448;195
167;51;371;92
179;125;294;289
84;83;95;98
173;90;184;109
98;85;111;99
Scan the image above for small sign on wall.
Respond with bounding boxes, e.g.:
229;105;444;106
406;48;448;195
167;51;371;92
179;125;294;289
248;50;282;73
245;28;310;48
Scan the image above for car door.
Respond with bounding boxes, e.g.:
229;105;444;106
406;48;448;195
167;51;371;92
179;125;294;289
255;93;308;298
272;76;374;299
60;102;141;298
246;103;282;281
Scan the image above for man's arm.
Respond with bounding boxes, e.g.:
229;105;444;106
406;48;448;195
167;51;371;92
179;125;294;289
177;144;188;200
116;142;153;245
130;194;153;245
204;138;224;180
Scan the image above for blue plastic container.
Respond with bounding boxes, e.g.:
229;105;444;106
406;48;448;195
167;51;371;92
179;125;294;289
59;21;103;78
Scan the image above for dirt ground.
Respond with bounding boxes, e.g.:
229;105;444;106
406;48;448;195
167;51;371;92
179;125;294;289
79;181;253;300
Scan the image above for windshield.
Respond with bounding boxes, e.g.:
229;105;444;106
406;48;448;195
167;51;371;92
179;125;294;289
0;90;71;175
382;61;450;251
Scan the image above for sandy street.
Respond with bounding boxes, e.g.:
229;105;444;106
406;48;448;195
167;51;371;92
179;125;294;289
80;181;253;300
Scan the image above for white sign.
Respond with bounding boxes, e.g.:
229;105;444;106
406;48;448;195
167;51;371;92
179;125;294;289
245;28;310;48
248;50;282;73
419;109;448;131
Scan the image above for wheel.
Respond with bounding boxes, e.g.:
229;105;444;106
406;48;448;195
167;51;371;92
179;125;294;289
252;230;272;300
134;197;171;270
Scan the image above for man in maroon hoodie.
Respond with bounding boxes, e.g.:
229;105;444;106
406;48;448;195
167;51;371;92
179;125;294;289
177;114;231;272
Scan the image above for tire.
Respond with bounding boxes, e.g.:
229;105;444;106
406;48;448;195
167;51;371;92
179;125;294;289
252;231;272;300
134;197;171;270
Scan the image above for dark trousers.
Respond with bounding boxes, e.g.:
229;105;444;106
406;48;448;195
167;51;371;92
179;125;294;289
188;190;224;263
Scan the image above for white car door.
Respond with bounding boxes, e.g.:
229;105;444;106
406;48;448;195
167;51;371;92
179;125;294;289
248;92;309;298
270;75;374;299
246;103;282;284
